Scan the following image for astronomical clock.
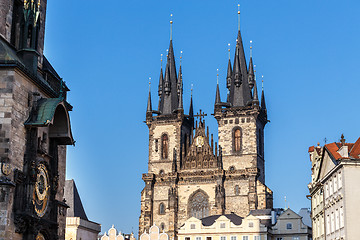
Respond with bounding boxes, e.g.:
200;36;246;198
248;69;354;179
13;98;74;240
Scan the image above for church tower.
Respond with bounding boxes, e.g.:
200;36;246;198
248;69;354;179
140;10;273;240
213;10;272;214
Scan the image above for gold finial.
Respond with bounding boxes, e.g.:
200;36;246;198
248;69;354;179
149;77;151;90
237;4;241;31
166;49;169;57
160;54;163;68
217;69;219;84
180;50;183;65
37;0;40;6
191;84;193;97
24;0;27;6
228;43;231;59
250;40;253;57
262;75;264;91
170;14;173;40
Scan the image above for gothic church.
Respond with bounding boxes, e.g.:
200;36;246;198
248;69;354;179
139;12;273;240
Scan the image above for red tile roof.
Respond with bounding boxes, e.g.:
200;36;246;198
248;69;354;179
350;137;360;159
324;137;360;160
308;146;314;153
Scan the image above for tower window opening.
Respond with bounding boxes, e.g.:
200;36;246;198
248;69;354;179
159;203;165;215
161;134;168;159
160;222;165;231
234;128;241;152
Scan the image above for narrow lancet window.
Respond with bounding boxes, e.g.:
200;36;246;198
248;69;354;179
234;129;241;152
161;134;168;159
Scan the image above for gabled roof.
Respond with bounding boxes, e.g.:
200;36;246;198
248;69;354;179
324;137;360;160
64;179;88;220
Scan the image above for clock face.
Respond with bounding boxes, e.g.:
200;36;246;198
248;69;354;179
195;136;204;147
33;163;49;218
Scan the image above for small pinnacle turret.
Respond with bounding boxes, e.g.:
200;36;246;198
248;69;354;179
226;59;232;89
215;83;221;106
261;77;266;111
252;80;259;105
147;86;152;113
248;57;255;90
177;65;183;110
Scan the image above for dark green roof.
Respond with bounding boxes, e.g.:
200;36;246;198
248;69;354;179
25;98;63;126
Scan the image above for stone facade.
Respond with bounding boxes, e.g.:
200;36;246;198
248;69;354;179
0;1;74;239
308;136;360;240
139;12;273;240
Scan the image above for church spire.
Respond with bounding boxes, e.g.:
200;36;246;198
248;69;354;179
215;69;221;106
177;53;183;110
248;41;255;90
189;85;194;118
158;55;164;112
147;78;152;113
261;76;266;110
227;6;252;107
158;16;178;115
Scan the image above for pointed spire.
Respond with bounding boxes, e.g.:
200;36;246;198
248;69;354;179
261;75;266;110
227;6;252;107
233;41;242;87
253;80;259;103
147;78;152;113
226;58;232;89
248;59;255;90
215;69;221;105
189;84;194;118
177;55;183;110
158;54;164;97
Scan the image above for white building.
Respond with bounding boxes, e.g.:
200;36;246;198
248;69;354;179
308;136;360;239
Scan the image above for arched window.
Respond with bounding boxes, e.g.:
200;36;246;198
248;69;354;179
234;128;241;152
160;223;165;231
188;190;209;219
159;203;165;215
234;185;240;195
161;134;168;159
159;170;165;176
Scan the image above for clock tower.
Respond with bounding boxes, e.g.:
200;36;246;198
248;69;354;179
0;1;74;239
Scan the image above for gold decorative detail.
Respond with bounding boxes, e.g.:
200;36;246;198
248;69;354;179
195;136;204;147
36;233;46;240
33;163;49;217
1;163;11;176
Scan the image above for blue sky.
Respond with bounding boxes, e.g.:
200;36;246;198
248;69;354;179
44;0;360;235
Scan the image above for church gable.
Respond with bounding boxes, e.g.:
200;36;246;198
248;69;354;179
182;119;221;170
